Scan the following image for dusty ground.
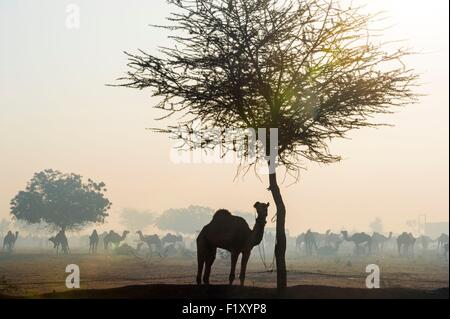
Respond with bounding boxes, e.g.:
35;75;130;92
0;249;448;298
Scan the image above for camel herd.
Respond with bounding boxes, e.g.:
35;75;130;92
295;229;449;259
1;223;449;264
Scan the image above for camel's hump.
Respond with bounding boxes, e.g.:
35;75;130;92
213;209;232;218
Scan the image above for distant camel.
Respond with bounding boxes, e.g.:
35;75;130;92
397;232;416;257
162;233;183;247
316;240;342;256
416;235;434;251
325;230;342;247
371;232;393;253
196;201;269;286
444;243;449;261
104;230;129;250
295;233;306;252
89;230;99;254
3;231;19;253
341;231;371;256
136;231;162;253
304;229;317;256
436;233;449;251
49;230;69;255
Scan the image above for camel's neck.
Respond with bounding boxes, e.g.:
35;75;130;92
138;233;144;241
250;217;266;247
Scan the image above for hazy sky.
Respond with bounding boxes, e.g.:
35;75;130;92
0;0;448;235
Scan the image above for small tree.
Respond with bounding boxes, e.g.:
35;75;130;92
117;0;418;289
10;169;111;235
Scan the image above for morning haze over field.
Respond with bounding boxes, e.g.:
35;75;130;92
0;0;448;234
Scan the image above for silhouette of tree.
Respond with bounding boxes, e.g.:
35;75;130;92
156;205;214;234
117;0;418;289
10;169;111;235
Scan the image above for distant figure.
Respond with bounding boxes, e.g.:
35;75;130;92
103;230;129;250
397;232;416;258
295;233;306;252
304;229;318;256
437;233;449;251
371;232;393;253
341;230;372;256
196;201;269;286
89;230;99;254
444;243;449;261
416;235;434;251
136;231;162;254
162;233;183;247
3;231;19;253
49;230;69;255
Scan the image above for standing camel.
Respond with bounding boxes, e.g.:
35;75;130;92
89;230;99;254
397;232;416;257
416;235;434;251
3;231;19;253
436;233;449;251
196;201;269;286
371;232;392;253
341;231;372;256
104;230;129;250
295;232;306;252
304;229;317;256
162;233;183;247
136;231;162;254
49;230;69;255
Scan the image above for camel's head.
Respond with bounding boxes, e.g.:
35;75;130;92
253;201;269;221
136;230;142;235
341;230;348;236
123;230;130;236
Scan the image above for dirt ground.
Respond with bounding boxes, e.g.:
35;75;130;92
0;249;448;298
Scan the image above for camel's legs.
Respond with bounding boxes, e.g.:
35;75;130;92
203;248;216;285
229;251;239;285
196;250;205;285
239;251;250;286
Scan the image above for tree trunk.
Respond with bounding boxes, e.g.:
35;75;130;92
268;167;287;291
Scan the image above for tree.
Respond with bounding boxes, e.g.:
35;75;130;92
120;208;156;231
10;169;111;235
155;205;214;234
117;0;418;289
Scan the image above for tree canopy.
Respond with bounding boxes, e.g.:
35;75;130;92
10;169;111;232
120;0;418;176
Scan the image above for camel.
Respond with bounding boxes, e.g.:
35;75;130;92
49;230;69;255
371;232;393;253
89;230;99;254
304;229;318;256
341;231;372;256
104;230;129;250
444;243;449;261
162;233;183;247
2;231;19;253
397;232;416;257
416;235;434;251
196;201;269;286
295;233;306;252
136;231;162;253
436;233;449;251
325;230;342;247
316;240;342;256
